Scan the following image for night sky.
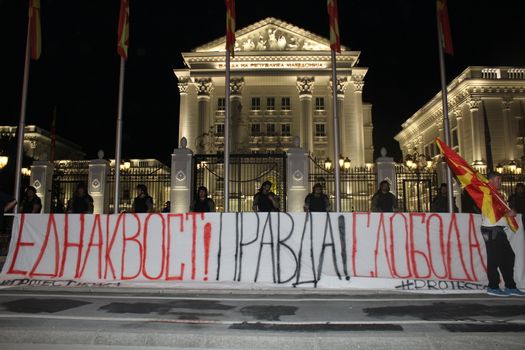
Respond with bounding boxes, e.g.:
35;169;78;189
1;0;524;165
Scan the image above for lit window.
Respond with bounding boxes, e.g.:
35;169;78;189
267;97;275;110
216;123;224;136
281;97;291;110
281;124;291;136
315;97;325;111
251;123;261;135
267;123;276;136
217;98;225;111
251;97;261;111
315;123;326;137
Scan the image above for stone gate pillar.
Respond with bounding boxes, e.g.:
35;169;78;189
171;137;193;213
286;137;309;212
88;150;110;214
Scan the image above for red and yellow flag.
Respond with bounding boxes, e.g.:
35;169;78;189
436;138;518;232
225;0;236;56
117;0;130;60
436;0;453;55
327;0;341;53
29;0;41;60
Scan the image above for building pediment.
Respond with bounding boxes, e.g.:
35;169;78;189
194;17;346;53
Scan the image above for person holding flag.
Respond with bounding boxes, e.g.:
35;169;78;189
480;172;525;297
436;138;525;297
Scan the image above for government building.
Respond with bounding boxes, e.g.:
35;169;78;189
396;66;525;172
174;17;374;166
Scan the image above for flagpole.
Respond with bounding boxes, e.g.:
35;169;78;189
330;50;341;212
224;52;231;212
113;56;125;214
13;12;33;212
437;10;455;213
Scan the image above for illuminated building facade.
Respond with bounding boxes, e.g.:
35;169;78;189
174;17;374;166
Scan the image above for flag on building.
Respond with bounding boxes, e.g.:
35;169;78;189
29;0;42;60
225;0;236;56
436;137;518;232
436;0;453;55
327;0;341;53
117;0;130;60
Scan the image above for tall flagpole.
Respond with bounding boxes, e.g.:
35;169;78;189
114;56;125;214
331;50;341;212
436;9;455;213
224;53;231;212
14;11;33;212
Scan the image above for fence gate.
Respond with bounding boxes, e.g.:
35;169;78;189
396;165;438;212
193;153;287;212
51;160;90;213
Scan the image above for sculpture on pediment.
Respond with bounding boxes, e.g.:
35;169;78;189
268;28;278;50
256;34;267;50
287;37;299;50
243;38;255;51
277;35;287;50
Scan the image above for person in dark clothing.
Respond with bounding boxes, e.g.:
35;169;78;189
20;186;42;213
162;201;171;213
508;182;525;229
132;184;154;213
461;190;481;214
67;182;94;214
304;183;330;212
508;183;525;214
481;172;525;297
430;183;458;213
190;186;216;213
0;189;17;234
371;180;397;212
252;180;279;212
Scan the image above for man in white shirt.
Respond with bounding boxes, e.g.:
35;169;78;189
481;172;525;297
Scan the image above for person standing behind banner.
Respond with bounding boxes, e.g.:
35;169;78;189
190;186;216;212
430;183;458;212
132;184;154;213
371;180;397;212
481;172;525;297
20;186;42;213
252;180;279;212
67;182;94;214
304;183;330;212
508;182;525;229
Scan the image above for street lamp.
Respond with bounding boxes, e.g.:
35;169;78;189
21;167;31;177
496;163;504;173
324;158;332;171
0;155;7;170
338;155;352;171
405;148;432;171
120;160;131;172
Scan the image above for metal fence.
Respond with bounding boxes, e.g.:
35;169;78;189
51;160;91;213
51;159;171;213
308;156;377;212
107;160;171;213
193;153;287;212
395;165;438;212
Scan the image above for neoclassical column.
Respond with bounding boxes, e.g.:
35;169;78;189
502;97;514;161
328;77;348;161
296;77;314;151
229;77;245;152
177;76;190;145
468;97;484;163
195;78;214;153
350;75;365;166
453;108;463;155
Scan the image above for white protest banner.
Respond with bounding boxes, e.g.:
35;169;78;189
1;213;524;290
